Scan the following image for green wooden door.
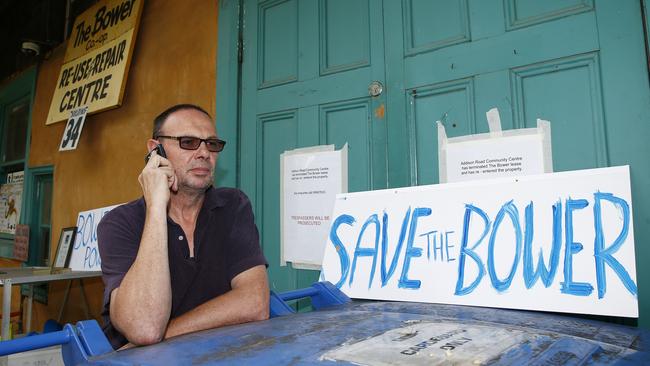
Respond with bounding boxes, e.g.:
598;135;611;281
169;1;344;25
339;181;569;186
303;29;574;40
240;0;388;292
234;0;650;325
381;0;650;326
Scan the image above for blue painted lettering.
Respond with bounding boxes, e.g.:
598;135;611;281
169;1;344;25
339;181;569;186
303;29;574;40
561;199;593;296
455;205;490;295
349;214;380;288
329;214;354;288
523;201;562;288
399;208;432;289
487;200;522;292
381;208;411;287
445;231;456;262
593;192;637;298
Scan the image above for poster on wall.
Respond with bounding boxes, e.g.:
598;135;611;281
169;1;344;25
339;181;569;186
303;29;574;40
68;204;120;271
6;171;24;184
0;181;23;235
281;145;348;269
46;0;145;124
438;108;553;183
321;166;638;317
12;224;29;261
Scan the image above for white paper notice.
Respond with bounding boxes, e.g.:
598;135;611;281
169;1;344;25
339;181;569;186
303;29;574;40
281;145;348;269
446;133;545;181
439;108;552;183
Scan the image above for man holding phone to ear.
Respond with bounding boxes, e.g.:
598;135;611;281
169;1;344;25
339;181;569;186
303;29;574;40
97;104;269;349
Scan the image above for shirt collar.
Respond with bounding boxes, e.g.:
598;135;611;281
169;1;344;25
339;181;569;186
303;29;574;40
203;186;228;209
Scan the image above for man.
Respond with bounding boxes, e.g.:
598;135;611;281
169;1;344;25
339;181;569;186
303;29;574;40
98;104;269;350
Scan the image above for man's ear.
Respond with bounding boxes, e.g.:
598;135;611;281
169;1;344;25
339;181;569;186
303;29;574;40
146;139;159;152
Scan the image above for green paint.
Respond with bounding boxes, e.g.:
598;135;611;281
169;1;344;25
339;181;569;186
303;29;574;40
221;0;650;327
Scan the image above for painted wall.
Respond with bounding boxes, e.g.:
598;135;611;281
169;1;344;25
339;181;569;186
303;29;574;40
24;0;218;332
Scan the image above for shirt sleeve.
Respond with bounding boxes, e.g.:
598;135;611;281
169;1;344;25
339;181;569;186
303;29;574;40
226;189;268;282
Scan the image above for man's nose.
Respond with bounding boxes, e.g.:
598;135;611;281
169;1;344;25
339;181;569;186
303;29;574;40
195;140;211;158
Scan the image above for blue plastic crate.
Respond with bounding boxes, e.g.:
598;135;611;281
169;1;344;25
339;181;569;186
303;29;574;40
2;282;649;365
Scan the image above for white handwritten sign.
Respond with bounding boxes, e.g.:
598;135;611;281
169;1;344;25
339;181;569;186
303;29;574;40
69;204;119;271
321;166;638;317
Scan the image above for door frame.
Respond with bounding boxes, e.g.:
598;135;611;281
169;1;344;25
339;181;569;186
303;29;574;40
216;0;243;189
22;165;53;267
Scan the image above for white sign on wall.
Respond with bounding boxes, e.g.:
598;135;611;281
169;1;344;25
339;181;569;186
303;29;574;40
439;108;553;183
321;166;638;317
281;145;348;269
59;106;88;151
0;182;23;234
69;204;119;271
6;171;24;184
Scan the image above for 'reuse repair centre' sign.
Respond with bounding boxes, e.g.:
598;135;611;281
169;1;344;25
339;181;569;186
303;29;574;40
46;0;144;124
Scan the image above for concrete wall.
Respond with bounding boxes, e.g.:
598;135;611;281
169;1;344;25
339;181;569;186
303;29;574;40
25;0;218;332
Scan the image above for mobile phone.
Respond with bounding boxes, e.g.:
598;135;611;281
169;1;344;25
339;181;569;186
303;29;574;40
145;144;167;163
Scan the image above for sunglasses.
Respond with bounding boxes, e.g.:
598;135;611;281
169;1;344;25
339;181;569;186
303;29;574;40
156;135;226;152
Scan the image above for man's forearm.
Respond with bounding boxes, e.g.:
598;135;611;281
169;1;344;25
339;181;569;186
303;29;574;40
164;266;269;339
111;204;172;345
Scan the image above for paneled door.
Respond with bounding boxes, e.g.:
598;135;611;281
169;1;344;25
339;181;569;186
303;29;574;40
236;0;650;324
380;0;650;326
240;0;389;292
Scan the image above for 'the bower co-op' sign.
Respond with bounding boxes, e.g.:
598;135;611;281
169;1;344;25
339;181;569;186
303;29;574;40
321;166;638;317
46;0;144;124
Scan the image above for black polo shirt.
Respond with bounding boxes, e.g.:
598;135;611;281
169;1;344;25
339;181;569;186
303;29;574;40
97;187;267;349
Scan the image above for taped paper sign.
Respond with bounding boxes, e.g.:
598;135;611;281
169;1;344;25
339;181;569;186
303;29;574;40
438;108;553;183
281;145;348;269
321;166;638;317
69;204;120;271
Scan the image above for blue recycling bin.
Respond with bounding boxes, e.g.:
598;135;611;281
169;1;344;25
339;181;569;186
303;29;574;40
1;281;649;365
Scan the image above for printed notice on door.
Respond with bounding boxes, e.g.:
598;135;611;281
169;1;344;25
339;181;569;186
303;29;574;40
438;108;553;183
281;144;348;269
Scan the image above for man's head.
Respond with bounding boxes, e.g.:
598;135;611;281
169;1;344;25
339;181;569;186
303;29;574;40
149;104;223;193
152;104;212;138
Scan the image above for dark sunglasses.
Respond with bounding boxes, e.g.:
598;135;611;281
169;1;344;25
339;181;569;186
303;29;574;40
156;135;226;152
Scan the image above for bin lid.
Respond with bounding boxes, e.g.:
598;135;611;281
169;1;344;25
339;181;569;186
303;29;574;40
85;301;650;365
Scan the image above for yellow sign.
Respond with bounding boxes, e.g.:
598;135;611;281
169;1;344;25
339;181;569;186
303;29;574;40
46;0;143;124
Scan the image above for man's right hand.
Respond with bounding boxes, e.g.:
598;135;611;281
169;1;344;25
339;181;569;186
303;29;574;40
138;150;177;207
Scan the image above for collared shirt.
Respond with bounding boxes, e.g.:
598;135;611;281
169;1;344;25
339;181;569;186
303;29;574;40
97;187;267;349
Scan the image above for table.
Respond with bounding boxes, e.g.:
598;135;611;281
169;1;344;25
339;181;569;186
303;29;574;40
0;267;102;340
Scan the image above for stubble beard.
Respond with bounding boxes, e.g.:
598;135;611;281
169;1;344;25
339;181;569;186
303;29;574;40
177;170;215;193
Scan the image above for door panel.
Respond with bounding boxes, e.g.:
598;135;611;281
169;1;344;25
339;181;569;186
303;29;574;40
241;0;387;293
504;0;593;30
259;112;298;289
321;99;372;192
403;0;470;56
258;0;298;88
320;0;370;74
511;53;607;171
407;78;475;185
